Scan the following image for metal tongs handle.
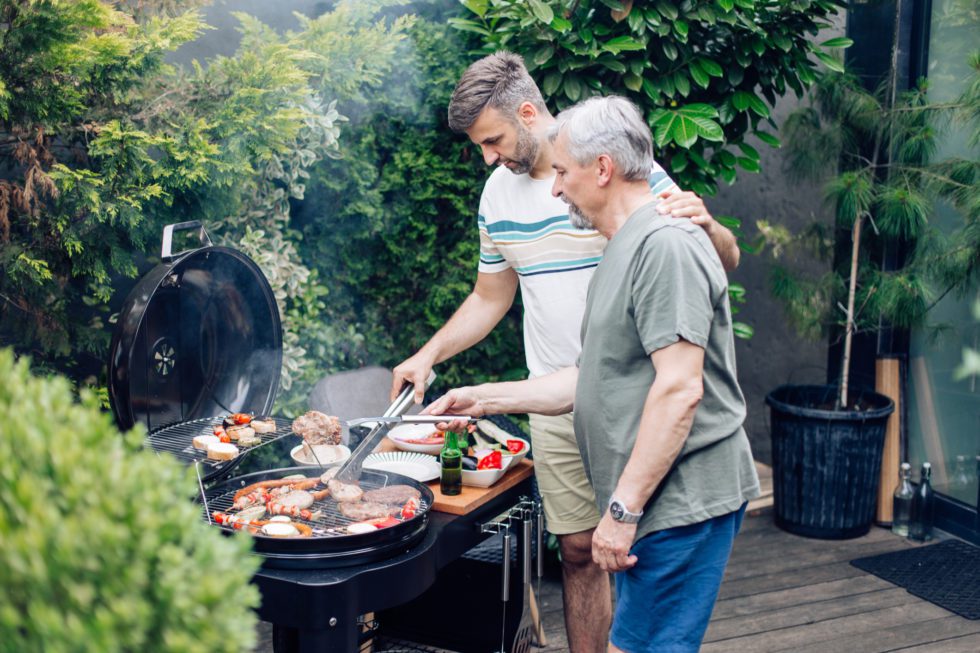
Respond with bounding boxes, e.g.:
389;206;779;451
333;372;436;482
345;414;476;428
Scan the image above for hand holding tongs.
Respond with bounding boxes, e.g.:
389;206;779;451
332;373;474;483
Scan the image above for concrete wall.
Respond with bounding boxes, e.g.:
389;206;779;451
708;12;847;463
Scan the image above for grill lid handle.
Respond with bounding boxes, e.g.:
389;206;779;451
161;220;213;260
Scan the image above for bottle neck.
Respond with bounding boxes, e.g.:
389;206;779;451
444;430;459;450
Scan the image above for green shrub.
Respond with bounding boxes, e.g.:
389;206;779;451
0;348;260;653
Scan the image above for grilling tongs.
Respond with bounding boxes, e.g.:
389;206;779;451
332;374;475;483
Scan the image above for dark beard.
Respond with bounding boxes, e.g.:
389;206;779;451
501;124;538;175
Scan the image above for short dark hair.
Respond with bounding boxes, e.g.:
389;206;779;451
448;51;548;132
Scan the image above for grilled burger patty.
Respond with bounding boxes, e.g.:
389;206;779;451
362;485;421;506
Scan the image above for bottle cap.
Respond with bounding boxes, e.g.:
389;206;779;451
922;462;932;470
900;462;911;471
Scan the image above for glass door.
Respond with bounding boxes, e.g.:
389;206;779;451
907;0;980;542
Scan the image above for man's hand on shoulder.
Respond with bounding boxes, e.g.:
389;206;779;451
656;190;740;271
656;189;714;228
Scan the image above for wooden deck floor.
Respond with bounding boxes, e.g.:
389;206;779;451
256;504;980;652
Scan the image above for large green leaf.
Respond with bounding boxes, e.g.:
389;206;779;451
624;73;643;92
527;0;555;24
653;105;723;148
814;50;845;73
821;37;854;48
533;44;554;66
732;90;769;117
755;131;781;148
462;0;489;17
674;71;690;97
603;35;647;53
690;61;710;88
698;58;723;77
543;72;562;96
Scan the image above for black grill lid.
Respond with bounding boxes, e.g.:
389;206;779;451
109;221;282;433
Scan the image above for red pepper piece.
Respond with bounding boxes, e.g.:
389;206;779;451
506;439;524;454
477;450;502;470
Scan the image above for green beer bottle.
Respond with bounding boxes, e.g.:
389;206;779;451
440;429;462;496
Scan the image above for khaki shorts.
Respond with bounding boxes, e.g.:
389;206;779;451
530;412;600;535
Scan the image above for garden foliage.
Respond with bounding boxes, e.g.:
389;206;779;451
451;0;849;197
0;347;260;653
762;53;979;402
0;0;415;404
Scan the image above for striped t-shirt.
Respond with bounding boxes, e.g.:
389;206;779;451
477;162;676;378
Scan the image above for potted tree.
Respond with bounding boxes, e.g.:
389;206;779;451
760;44;979;538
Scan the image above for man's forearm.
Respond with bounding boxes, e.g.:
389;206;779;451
475;366;578;416
417;289;513;366
708;222;740;272
612;378;701;512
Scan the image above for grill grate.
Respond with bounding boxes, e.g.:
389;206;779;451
202;469;430;539
144;415;291;471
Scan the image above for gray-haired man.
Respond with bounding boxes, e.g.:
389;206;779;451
426;96;760;653
393;53;741;651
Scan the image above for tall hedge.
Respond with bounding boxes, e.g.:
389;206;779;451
0;348;260;653
289;14;527;403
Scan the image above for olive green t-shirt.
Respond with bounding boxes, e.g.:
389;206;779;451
573;201;760;541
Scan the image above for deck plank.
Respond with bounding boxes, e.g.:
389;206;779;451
700;602;954;652
789;616;980;653
890;632;980;652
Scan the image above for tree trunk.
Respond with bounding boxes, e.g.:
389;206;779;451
840;213;864;409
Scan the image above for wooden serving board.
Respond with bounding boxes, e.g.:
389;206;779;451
373;437;534;515
427;459;534;515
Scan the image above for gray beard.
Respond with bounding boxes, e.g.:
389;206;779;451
566;200;595;230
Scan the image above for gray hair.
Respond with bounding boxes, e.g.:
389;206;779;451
547;96;653;182
448;51;548;132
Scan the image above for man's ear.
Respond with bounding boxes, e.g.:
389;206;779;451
517;101;538;126
596;154;614;187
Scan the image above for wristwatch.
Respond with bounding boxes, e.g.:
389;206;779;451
608;497;643;524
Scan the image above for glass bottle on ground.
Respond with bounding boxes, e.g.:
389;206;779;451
891;462;914;537
909;462;935;541
440;429;462;496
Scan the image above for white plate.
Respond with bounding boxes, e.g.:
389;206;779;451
290;443;351;467
386;423;444;455
363;451;440;483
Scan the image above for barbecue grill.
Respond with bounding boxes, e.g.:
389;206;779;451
108;222;539;652
108;221;439;564
201;466;435;569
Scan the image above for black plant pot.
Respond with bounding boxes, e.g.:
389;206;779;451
766;384;895;539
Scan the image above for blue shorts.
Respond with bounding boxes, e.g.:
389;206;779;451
610;505;746;653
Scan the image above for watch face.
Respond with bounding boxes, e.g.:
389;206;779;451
610;501;624;520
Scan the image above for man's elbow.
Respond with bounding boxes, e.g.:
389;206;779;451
668;377;704;411
724;244;740;272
